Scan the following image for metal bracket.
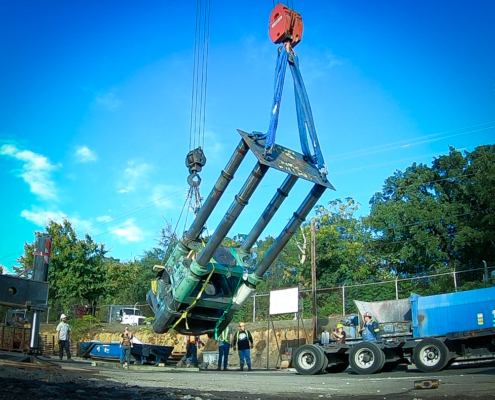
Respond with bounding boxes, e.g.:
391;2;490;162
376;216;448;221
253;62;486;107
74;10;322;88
239;130;336;190
0;275;49;310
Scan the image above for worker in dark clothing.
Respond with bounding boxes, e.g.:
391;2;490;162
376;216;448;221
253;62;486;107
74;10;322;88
217;325;233;371
232;321;253;371
360;312;380;342
120;326;134;366
182;335;204;368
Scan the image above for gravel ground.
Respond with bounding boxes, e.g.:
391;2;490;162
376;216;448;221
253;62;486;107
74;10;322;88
1;356;495;400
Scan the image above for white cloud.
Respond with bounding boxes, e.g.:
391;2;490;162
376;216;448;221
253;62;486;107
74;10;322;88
120;161;152;192
20;209;66;226
20;209;94;233
96;215;112;222
112;219;144;242
95;92;122;111
75;146;97;163
0;144;58;201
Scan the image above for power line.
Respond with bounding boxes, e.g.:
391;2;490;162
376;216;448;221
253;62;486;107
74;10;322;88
83;121;494;235
75;188;187;235
2;120;492;262
327;122;495;163
0;251;23;263
331;151;443;175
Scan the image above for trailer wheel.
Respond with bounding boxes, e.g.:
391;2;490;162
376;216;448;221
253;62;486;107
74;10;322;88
314;346;329;373
326;360;349;373
349;342;385;374
293;345;325;375
413;338;449;372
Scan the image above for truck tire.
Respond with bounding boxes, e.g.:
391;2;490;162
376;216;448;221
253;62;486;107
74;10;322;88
293;345;325;375
314;346;329;373
413;338;449;372
349;342;385;374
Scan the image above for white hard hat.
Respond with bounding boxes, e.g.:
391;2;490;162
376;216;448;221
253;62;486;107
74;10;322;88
60;314;67;320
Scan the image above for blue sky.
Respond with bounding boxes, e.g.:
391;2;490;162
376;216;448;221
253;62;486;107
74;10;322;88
1;0;494;272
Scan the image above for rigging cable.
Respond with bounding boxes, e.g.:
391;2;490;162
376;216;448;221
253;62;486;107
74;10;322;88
184;0;211;236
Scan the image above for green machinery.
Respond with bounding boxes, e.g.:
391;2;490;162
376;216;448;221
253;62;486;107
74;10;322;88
146;130;335;337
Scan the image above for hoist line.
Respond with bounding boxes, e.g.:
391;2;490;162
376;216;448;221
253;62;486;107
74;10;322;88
192;0;203;150
189;0;211;151
202;0;211;150
198;0;211;151
173;193;191;239
189;0;202;151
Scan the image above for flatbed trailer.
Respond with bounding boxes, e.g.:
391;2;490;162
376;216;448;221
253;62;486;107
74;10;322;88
293;286;495;375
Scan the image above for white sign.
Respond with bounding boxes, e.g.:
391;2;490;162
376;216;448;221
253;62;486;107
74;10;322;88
269;287;299;315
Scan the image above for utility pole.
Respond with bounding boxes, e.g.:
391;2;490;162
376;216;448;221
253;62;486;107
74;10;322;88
311;218;317;343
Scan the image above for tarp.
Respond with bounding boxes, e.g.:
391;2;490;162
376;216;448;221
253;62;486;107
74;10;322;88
354;298;412;324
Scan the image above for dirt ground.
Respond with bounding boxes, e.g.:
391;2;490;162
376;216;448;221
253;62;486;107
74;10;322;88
8;319;492;400
1;358;495;400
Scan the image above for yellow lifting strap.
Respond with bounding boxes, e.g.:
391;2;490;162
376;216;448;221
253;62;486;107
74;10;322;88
172;266;216;330
151;280;158;296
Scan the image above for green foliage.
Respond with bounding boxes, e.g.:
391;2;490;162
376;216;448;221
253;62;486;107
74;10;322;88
100;252;157;305
367;145;495;277
70;314;102;341
137;317;156;334
12;145;493;327
18;220;107;310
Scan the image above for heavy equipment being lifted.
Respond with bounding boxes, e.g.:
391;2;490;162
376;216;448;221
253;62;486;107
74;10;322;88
146;4;335;337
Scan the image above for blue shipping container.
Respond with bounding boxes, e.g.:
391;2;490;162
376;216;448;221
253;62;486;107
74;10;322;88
410;286;495;338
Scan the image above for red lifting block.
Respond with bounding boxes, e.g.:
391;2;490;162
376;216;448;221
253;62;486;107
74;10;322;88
268;4;304;47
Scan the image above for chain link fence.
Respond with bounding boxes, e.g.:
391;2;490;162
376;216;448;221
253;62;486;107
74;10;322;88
249;265;495;322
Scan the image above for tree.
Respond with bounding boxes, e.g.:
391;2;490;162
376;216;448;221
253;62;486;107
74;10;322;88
309;198;380;287
367;145;495;284
18;219;108;310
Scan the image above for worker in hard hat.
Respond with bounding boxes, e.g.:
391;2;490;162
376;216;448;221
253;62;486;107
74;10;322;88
331;323;346;344
359;312;380;342
120;326;134;367
56;314;72;360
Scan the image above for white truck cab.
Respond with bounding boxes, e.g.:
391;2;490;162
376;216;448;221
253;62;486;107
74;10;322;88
117;308;145;326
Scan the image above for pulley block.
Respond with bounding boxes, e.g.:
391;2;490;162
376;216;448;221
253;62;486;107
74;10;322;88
268;4;304;47
186;147;207;187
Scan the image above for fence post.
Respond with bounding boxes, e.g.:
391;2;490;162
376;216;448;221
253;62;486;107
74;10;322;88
453;269;458;292
395;278;399;300
253;295;256;323
342;286;345;316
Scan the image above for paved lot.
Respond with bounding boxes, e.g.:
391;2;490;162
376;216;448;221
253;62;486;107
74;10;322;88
101;361;495;399
1;357;495;400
